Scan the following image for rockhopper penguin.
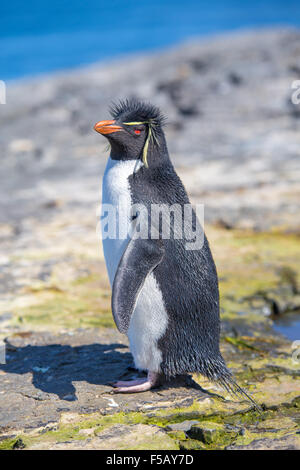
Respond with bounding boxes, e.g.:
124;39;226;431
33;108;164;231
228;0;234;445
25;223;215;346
94;99;258;407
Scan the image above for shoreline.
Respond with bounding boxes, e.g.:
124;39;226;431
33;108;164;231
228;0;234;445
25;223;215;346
1;27;300;231
1;23;300;86
4;26;298;85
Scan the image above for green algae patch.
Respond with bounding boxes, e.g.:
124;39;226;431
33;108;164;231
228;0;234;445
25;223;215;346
250;375;300;408
0;399;245;450
256;416;298;431
207;227;300;323
224;336;263;352
237;355;300;373
187;421;238;445
167;430;186;440
2;396;299;450
0;436;32;450
14;293;114;330
3;414;179;450
6;226;300;335
231;427;294;448
0;424;91;451
0;438;20;450
2;226;300;449
95;424;179;451
11;271;114;331
143;397;252;427
179;439;206;450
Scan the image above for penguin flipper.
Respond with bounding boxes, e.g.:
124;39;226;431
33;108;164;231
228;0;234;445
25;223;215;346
112;238;165;333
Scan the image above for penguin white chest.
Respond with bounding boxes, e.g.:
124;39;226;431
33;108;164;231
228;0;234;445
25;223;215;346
101;157;168;373
101;158;136;285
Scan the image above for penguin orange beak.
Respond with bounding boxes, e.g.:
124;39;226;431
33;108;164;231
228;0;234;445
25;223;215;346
94;120;123;135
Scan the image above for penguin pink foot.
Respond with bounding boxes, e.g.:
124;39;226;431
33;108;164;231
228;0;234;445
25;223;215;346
112;371;158;393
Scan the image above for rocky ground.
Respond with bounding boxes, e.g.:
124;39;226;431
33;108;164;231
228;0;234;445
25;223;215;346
0;28;300;450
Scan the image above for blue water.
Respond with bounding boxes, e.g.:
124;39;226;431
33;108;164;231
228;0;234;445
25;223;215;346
273;312;300;341
1;0;300;80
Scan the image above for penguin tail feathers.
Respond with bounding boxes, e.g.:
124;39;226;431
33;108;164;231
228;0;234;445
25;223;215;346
217;373;262;414
199;356;262;413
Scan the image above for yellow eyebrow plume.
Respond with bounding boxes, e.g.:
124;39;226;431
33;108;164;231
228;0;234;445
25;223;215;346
123;121;151;168
123;121;146;125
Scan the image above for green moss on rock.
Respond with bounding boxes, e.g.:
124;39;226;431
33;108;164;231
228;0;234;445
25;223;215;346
187;421;238;445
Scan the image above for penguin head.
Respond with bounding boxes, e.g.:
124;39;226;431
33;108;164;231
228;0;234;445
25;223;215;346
94;98;166;167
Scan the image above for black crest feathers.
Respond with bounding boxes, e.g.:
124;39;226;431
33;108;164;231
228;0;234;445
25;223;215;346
109;98;166;128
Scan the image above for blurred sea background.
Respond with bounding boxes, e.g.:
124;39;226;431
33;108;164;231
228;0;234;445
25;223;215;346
1;0;300;80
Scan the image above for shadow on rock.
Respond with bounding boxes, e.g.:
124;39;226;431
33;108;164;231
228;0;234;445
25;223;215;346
0;340;131;400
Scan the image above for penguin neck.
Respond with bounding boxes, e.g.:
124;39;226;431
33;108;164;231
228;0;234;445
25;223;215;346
146;137;170;169
110;134;171;169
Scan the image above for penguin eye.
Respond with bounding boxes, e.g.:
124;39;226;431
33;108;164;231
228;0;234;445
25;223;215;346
134;129;141;135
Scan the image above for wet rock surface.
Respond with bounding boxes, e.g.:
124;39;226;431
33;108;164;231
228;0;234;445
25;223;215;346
0;28;300;449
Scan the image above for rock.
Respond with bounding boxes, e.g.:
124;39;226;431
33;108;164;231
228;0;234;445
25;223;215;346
165;420;200;432
0;312;12;323
78;427;96;436
227;433;300;450
0;331;209;433
167;430;186;440
61;394;76;401
59;412;81;424
8;139;35;154
12;438;26;450
31;424;178;450
256;417;297;431
252;375;300;408
179;439;206;450
187;421;238;445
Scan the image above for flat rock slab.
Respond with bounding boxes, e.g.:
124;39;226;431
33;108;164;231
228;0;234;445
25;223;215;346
165;420;200;432
187;421;238;445
227;433;300;450
0;330;209;434
30;424;178;450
